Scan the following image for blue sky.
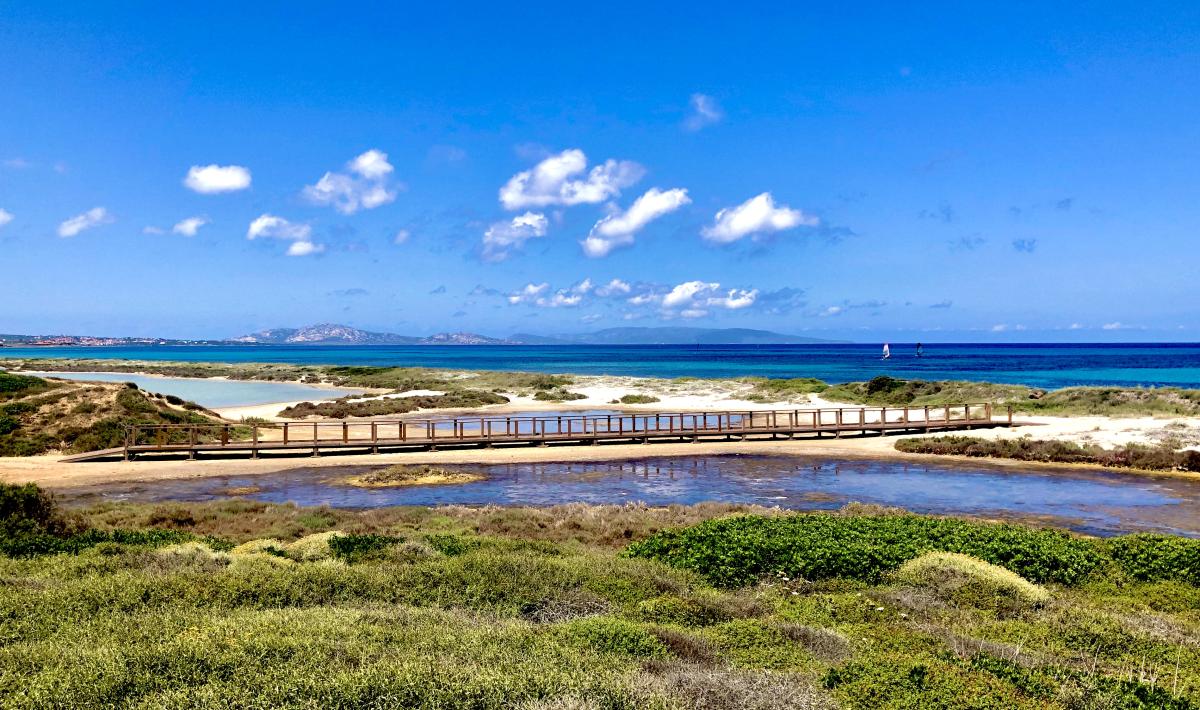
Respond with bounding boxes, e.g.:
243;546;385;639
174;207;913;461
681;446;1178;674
1;2;1197;341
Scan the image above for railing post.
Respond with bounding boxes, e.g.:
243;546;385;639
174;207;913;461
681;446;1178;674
342;422;349;443
1007;404;1014;427
252;425;259;459
944;405;950;425
283;422;289;445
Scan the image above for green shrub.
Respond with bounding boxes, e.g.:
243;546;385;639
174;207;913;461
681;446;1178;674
0;372;57;401
328;533;405;562
0;482;74;538
557;617;667;658
534;388;587;402
614;394;661;404
625;513;1104;587
0;414;18;435
894;551;1050;609
896;436;1200;472
1106;534;1200;583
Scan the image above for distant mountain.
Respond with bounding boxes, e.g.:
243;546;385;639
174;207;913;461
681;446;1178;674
231;323;420;345
511;327;842;345
419;332;515;345
231;324;514;345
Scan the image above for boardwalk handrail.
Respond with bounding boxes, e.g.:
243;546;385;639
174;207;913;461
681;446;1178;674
84;403;1006;463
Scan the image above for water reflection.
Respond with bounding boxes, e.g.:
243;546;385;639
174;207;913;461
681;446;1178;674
68;454;1200;538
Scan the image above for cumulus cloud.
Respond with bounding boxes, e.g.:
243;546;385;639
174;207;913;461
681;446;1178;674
499;149;644;210
302;149;400;214
482;211;548;261
820;305;844;317
508;279;593;308
662;281;719;309
172;216;209;237
246;213;322;256
1102;322;1124;330
394;228;411;245
595;278;632;297
708;288;758;309
286;241;324;257
683;93;723;131
507;282;549;305
0;208;12;228
57;207;113;238
701;192;816;243
184;164;251;194
582;187;690;257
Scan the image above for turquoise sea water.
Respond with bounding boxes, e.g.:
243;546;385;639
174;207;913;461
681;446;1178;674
3;343;1200;388
23;371;360;408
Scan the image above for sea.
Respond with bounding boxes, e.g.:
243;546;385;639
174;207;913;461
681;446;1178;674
2;342;1199;389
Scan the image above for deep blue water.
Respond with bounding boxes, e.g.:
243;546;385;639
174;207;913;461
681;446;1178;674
3;342;1200;389
66;455;1200;537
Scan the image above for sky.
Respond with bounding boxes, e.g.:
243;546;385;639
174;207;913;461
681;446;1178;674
1;2;1198;342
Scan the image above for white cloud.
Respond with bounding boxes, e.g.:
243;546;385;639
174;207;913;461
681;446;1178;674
394;228;411;245
302;149;400;214
683;93;723;131
1102;322;1124;330
1068;323;1084;330
508;279;593;308
57;207;113;238
184;164;251;194
0;208;12;228
582;187;691;257
701;192;817;243
142;226;165;235
708;288;758;310
482;211;548;261
991;324;1008;332
680;308;709;319
627;292;658;306
507;282;549;305
286;241;325;257
662;280;720;309
172;216;209;237
499;149;644;210
247;214;311;241
348;149;394;179
595;278;632;297
820;305;844;317
246;213;323;256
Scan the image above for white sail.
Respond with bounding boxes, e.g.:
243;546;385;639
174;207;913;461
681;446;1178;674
882;343;891;359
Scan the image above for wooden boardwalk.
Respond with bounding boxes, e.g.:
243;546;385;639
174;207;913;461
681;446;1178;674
62;403;1011;462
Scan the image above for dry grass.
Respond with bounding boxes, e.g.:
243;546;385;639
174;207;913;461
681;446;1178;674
895;551;1051;608
339;464;486;488
74;499;790;548
637;661;836;709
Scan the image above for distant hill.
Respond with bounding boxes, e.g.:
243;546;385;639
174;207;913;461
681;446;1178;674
231;324;514;345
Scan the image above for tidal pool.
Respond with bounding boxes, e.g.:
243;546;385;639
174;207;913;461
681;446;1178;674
24;371;360;408
66;454;1200;537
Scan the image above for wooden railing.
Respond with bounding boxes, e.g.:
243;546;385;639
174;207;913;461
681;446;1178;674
70;403;1009;462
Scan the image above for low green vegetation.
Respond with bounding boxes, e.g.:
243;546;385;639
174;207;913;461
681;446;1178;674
742;377;829;402
535;388;588;402
613;394;662;404
2;487;1198;707
822;375;1200;417
339;463;486;487
625;513;1107;587
895;435;1200;472
0;375;221;456
279;390;509;418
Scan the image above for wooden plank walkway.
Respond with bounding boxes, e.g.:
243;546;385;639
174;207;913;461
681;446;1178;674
63;403;1012;462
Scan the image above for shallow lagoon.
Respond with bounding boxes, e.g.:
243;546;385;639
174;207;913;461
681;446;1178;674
69;454;1200;537
25;371;360;408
